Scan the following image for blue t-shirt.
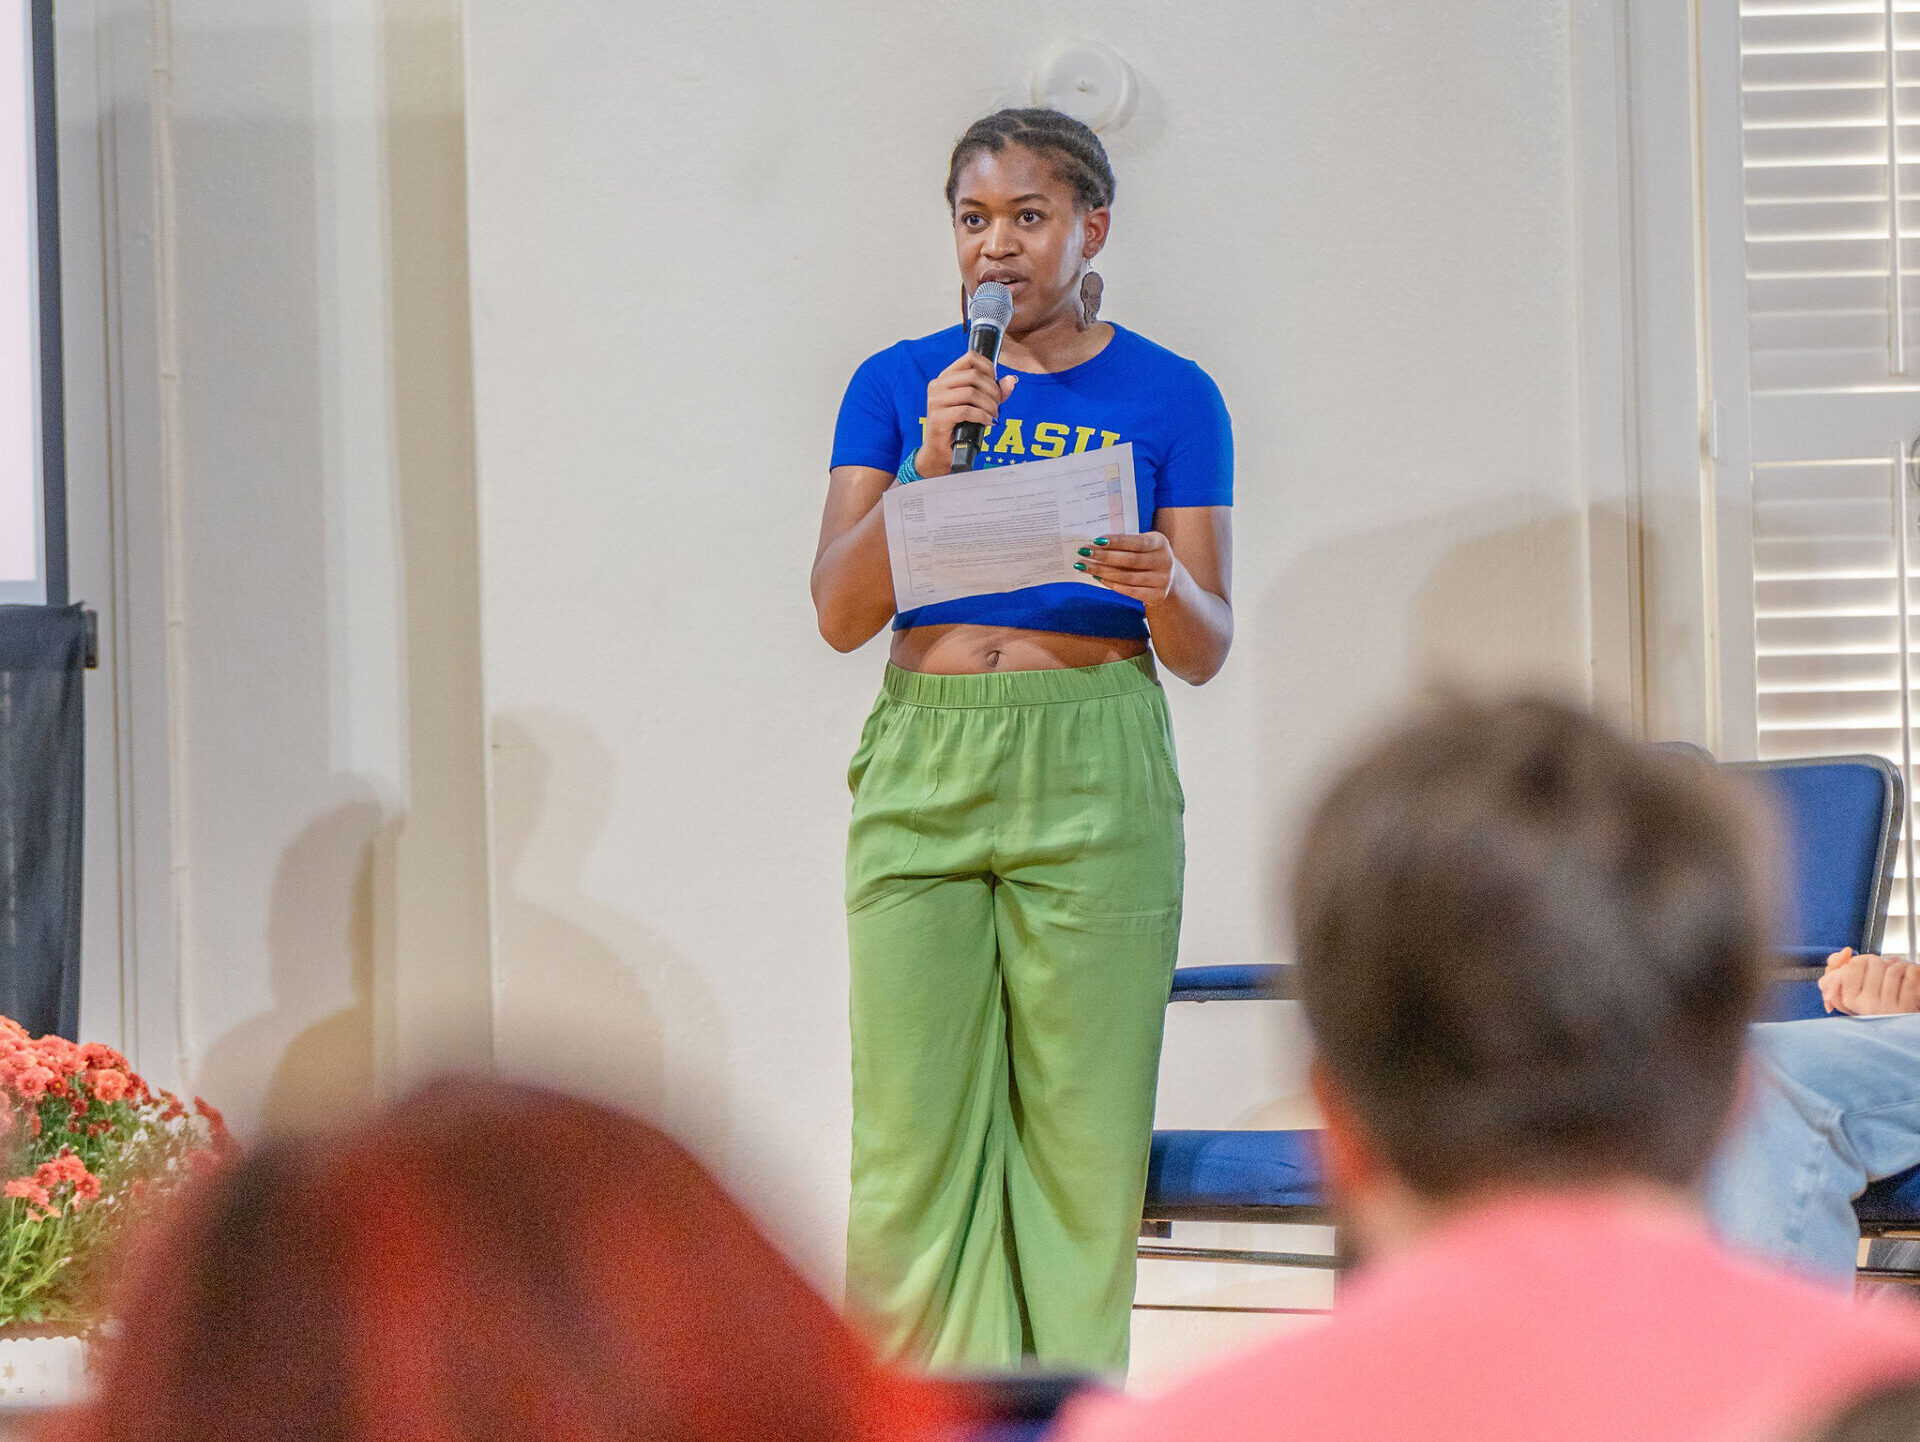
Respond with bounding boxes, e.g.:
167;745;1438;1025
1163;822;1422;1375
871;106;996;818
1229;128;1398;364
831;323;1233;639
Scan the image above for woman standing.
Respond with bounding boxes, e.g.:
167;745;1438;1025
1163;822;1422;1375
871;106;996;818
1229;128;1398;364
811;109;1234;1374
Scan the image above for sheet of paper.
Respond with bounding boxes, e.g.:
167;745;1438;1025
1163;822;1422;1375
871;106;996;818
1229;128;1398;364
882;443;1140;611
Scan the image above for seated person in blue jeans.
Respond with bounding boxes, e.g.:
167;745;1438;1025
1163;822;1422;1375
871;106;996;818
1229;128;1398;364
1710;948;1920;1278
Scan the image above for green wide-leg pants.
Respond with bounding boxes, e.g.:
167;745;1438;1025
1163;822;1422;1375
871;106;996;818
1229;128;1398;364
844;655;1185;1375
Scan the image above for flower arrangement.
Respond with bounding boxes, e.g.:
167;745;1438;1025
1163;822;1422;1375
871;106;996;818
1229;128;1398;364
0;1016;230;1330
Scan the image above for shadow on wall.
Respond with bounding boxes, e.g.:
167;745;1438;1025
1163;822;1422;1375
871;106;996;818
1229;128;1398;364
1254;499;1589;936
192;795;388;1135
1407;506;1589;695
490;711;732;1146
379;0;496;1082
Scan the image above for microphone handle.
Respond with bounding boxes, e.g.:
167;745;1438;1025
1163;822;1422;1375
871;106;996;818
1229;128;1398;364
949;323;1005;473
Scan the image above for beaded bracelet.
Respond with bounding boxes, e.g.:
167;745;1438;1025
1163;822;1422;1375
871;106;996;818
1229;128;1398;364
896;451;923;485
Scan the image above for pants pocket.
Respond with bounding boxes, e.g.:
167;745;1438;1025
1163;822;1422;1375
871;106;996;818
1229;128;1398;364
846;708;937;913
847;698;907;798
1147;697;1187;815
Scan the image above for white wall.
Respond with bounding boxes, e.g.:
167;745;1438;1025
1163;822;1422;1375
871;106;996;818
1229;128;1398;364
158;0;398;1128
62;0;491;1126
463;0;1592;1288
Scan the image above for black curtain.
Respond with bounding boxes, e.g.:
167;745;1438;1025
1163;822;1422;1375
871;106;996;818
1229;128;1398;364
0;604;85;1039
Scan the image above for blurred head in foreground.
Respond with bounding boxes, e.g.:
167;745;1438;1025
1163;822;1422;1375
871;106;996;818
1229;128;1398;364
44;1078;964;1442
1294;696;1772;1249
1804;1378;1920;1442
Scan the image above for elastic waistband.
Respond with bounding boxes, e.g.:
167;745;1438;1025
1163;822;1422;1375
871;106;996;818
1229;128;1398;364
880;653;1161;709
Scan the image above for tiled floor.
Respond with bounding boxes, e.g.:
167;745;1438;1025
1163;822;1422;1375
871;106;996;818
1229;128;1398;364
1129;1305;1322;1397
1127;1218;1339;1395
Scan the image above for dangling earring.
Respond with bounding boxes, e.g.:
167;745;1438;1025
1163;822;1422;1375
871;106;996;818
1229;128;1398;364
960;286;970;324
1079;271;1104;328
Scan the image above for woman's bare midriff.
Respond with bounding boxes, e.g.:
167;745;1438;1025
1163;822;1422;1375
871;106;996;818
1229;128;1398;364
889;623;1148;675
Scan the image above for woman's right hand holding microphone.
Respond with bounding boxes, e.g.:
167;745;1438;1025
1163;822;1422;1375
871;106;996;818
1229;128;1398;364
915;352;1017;477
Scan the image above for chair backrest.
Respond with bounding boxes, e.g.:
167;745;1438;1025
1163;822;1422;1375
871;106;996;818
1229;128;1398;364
1725;756;1903;1021
1726;756;1902;960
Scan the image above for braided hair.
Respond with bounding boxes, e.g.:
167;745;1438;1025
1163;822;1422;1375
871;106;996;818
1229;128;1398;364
944;108;1116;213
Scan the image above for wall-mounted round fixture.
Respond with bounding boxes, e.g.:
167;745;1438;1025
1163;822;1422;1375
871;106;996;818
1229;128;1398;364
1032;40;1135;133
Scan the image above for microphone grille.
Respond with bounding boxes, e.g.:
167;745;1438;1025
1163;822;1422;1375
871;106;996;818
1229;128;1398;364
969;281;1015;332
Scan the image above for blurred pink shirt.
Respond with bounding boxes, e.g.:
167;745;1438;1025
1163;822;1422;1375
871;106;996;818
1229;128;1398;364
1059;1194;1920;1442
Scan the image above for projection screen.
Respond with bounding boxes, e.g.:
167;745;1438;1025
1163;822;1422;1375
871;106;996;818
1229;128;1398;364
0;1;60;608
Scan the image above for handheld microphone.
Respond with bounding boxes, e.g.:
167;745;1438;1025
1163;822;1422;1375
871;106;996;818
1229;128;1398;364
950;282;1014;472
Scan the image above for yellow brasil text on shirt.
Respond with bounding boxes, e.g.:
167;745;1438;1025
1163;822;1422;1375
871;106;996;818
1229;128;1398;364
918;417;1123;460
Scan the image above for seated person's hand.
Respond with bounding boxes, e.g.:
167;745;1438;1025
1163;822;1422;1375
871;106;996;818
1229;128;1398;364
1819;948;1920;1015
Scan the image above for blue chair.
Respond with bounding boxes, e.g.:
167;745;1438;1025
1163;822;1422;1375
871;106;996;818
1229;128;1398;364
1729;757;1920;1274
1726;756;1902;1023
1723;758;1920;1280
1140;753;1906;1290
1140;964;1333;1280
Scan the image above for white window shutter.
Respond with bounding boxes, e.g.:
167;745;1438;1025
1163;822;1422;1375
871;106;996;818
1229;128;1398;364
1723;0;1920;949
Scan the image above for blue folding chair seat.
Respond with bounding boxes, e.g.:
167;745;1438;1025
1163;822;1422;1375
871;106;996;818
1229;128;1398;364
1148;1130;1325;1215
1142;1129;1336;1273
1167;964;1291;1004
1855;1165;1920;1230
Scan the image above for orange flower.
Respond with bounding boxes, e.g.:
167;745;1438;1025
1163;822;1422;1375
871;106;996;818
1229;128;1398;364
32;1036;83;1077
12;1065;54;1100
22;1152;103;1209
77;1042;128;1072
4;1178;52;1218
86;1068;127;1103
193;1096;227;1134
36;1152;87;1187
193;1096;234;1156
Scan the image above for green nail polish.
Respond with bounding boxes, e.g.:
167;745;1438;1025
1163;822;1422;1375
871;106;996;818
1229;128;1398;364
1077;547;1092;557
1094;537;1110;546
1074;561;1087;572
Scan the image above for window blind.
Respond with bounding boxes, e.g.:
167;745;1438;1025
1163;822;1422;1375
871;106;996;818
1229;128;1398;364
1737;0;1920;949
